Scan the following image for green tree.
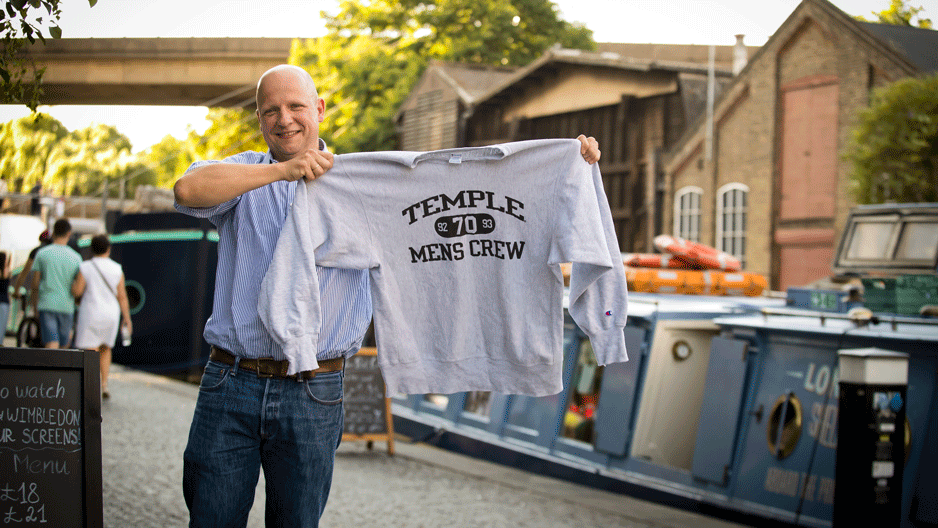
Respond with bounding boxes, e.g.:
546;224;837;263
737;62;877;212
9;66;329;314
324;0;593;66
44;124;142;197
0;112;67;192
1;0;98;111
856;0;933;28
846;73;938;204
139;134;197;189
291;0;594;153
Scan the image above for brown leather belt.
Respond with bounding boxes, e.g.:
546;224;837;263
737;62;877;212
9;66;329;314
210;346;344;381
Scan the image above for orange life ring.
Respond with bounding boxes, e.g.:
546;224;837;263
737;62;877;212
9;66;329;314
653;235;742;271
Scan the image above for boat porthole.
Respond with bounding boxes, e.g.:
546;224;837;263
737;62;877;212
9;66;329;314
124;279;146;316
766;392;803;459
672;340;692;361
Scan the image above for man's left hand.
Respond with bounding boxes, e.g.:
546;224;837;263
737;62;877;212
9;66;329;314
578;135;601;165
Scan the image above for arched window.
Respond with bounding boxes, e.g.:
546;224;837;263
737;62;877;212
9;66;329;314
673;186;703;242
716;183;748;266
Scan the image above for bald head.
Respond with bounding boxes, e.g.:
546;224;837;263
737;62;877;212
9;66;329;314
256;65;318;108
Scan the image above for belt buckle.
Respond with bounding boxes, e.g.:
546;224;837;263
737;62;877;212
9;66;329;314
255;361;274;378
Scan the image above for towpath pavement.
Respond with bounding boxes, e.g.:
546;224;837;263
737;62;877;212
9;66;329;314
100;364;752;528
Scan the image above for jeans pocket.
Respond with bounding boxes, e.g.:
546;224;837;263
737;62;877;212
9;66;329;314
199;363;231;391
304;371;344;405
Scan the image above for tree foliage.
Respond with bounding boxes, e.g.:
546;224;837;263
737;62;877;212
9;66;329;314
138;134;196;190
856;0;933;28
324;0;593;66
0;112;67;191
0;115;151;198
846;73;938;204
290;0;594;153
1;0;98;112
44;124;144;197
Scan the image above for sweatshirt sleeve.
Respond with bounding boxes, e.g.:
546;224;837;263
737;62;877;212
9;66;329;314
258;163;377;375
258;179;323;374
549;146;629;366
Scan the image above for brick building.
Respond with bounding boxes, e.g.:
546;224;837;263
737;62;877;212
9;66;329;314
663;0;938;290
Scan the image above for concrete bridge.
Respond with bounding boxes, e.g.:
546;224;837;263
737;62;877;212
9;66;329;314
20;38;294;107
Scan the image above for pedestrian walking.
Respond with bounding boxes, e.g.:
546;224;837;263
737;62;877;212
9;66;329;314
29;218;81;348
71;234;133;398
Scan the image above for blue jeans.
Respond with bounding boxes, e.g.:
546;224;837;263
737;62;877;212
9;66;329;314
183;359;345;528
38;310;74;347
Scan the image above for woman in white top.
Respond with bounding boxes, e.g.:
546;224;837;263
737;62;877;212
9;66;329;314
72;234;132;399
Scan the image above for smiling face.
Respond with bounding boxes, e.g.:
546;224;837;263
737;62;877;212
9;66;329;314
256;65;325;162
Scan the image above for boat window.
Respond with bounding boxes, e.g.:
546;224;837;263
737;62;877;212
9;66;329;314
562;339;604;444
895;221;938;261
504;321;577;437
463;391;492;417
766;392;803;459
424;394;449;408
846;221;895;259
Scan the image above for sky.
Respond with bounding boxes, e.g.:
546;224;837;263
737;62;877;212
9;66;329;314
1;0;933;152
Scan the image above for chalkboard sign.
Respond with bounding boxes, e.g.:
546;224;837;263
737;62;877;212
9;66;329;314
0;348;102;528
343;347;394;454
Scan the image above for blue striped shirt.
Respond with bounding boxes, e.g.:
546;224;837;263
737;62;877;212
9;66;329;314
174;147;372;362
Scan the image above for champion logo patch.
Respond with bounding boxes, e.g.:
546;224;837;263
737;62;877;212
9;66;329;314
605;311;613;316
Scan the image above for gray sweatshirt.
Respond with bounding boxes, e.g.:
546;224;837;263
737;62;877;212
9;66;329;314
258;139;628;396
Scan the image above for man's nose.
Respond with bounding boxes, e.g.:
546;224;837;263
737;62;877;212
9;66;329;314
276;109;293;126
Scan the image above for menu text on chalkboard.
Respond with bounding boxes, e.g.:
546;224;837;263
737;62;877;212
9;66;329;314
0;348;103;528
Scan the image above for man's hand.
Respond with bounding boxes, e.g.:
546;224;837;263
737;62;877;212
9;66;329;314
281;149;335;182
577;134;601;165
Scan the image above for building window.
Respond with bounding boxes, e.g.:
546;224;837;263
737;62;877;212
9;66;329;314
716;183;748;266
673;186;703;241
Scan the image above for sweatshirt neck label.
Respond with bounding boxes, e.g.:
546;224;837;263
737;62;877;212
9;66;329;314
449;154;462;164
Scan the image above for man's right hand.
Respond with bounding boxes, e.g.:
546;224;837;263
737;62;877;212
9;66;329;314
281;149;334;182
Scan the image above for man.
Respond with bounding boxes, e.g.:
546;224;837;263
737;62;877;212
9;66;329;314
173;64;601;527
30;218;82;348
